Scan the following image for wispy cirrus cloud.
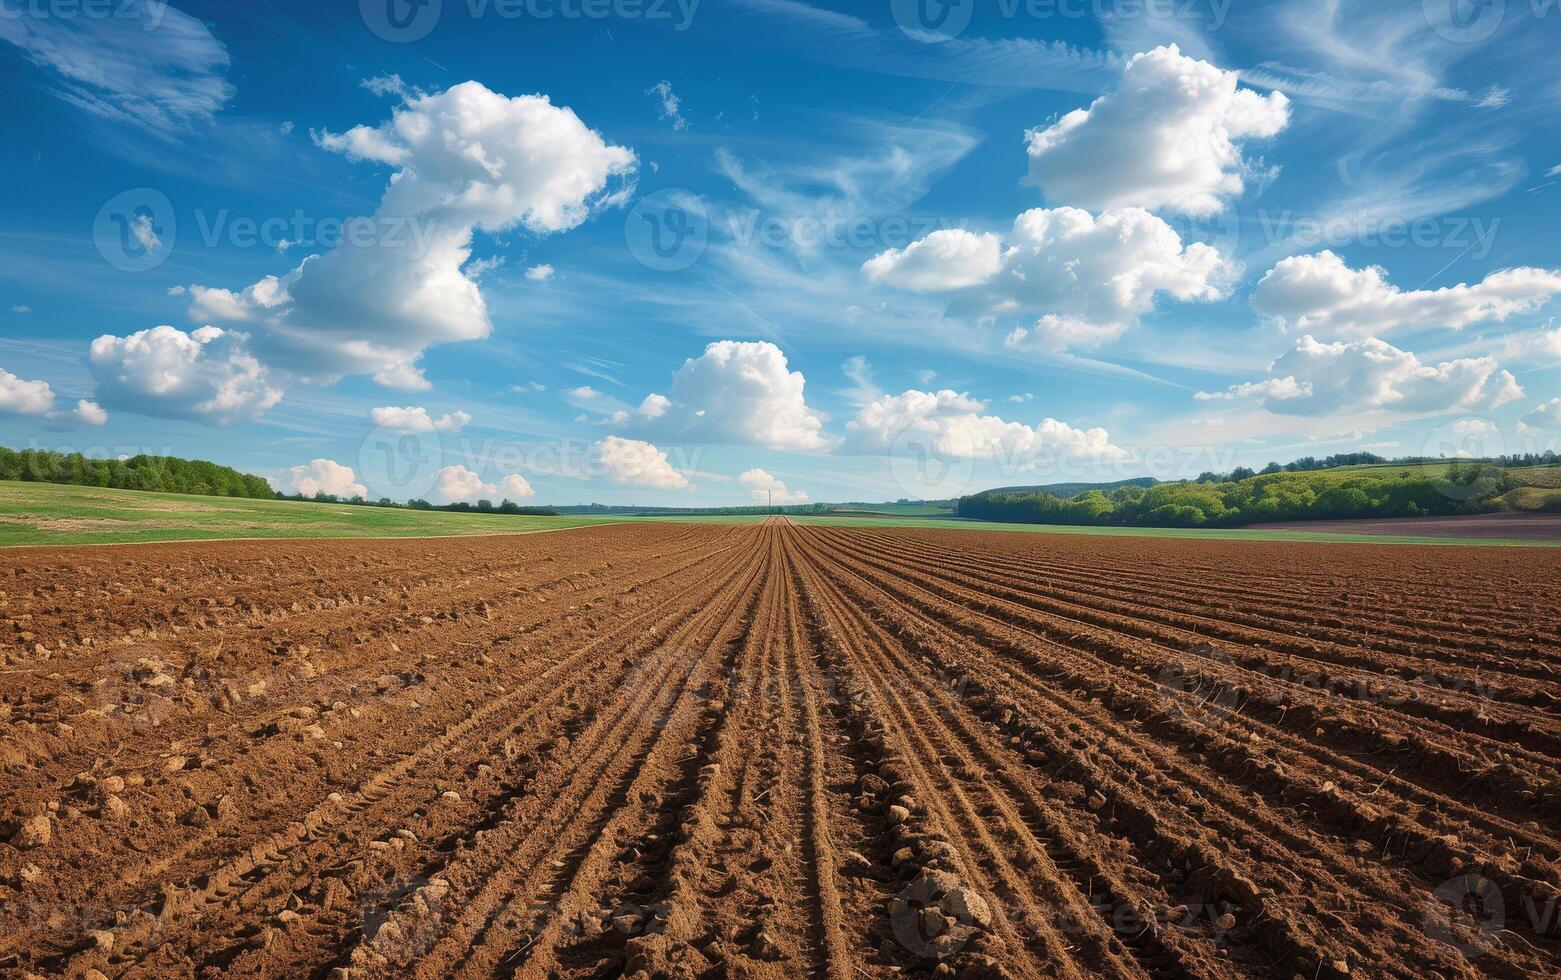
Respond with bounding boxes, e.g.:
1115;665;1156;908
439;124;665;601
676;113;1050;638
0;0;233;135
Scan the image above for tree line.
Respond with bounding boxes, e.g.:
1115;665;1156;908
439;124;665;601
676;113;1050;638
0;448;275;499
958;461;1550;528
273;491;557;516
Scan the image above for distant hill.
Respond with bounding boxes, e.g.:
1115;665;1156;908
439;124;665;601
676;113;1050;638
983;477;1158;498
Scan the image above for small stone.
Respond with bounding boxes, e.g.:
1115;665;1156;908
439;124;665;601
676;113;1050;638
943;883;992;928
440;791;461;802
611;906;644;934
9;814;50;849
842;850;874;875
96;775;125;795
88;929;115;953
1215;913;1236;931
752;929;780;959
886;805;911;824
919;907;950;937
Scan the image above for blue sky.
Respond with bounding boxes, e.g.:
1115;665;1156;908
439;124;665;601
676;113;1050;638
2;0;1559;506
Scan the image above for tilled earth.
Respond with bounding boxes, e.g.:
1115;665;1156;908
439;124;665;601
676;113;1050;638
1;519;1558;979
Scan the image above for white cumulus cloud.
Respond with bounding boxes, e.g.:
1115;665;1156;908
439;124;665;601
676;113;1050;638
180;81;635;391
0;368;104;426
434;464;497;503
273;459;367;499
1522;398;1561;429
501;473;536;499
524;263;555;281
370;406;471;433
861;229;1003;291
739;468;809;505
1024;44;1290;216
71;399;109;426
87;325;281;425
0;367;59;416
632;341;834;451
1252;250;1561;339
1194;377;1313;402
591;436;691;490
175;278;289;323
1206;335;1523;416
846;389;1128;462
864;207;1233;351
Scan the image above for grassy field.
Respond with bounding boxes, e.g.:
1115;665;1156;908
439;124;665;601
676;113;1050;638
0;481;1555;548
633;513;1560;547
0;482;616;547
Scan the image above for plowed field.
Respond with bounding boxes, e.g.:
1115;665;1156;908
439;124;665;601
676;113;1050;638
2;519;1558;979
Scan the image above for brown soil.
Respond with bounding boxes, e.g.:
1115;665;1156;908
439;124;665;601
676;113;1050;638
1249;511;1561;541
1;519;1557;979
